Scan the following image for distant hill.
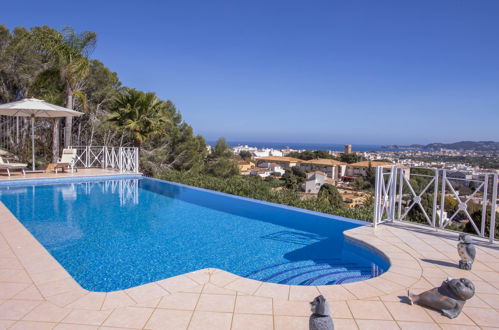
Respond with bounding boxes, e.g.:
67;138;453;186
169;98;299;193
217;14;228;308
383;141;499;152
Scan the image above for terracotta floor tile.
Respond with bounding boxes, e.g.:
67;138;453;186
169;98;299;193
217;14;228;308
125;283;168;303
396;321;441;329
0;257;23;270
333;318;358;329
12;285;44;301
383;301;433;322
438;325;481;330
317;284;356;301
101;291;136;310
463;307;499;327
427;307;476;325
35;278;80;297
22;301;71;322
234;295;272;315
54;324;99;330
224;277;262;295
195;293;235;313
188;311;232;330
0;320;15;329
29;268;70;284
9;320;56;330
274;315;309;330
158;275;199;293
343;280;386;299
0;269;31;283
158;292;200;310
0;299;41;320
145;309;192;330
208;271;239;287
102;306;153;329
232;313;273;330
0;282;30;299
355;319;400;330
330;301;352;319
288;285;320;301
201;283;236;296
254;282;289;299
68;292;106;310
185;270;210;285
45;290;87;307
62;308;111;326
273;299;310;317
477;292;499;309
347;300;393;320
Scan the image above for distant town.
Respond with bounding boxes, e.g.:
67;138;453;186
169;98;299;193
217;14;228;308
212;142;499;208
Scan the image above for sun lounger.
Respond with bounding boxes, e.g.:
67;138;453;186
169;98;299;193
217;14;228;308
46;149;78;173
0;156;27;176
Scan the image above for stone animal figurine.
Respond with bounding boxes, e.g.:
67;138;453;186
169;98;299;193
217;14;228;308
408;278;475;319
309;295;334;330
457;233;476;270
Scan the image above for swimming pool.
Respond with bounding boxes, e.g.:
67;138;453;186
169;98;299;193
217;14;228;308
0;176;389;291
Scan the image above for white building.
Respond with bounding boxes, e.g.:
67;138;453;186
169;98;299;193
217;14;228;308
249;168;273;178
259;162;285;176
302;171;328;194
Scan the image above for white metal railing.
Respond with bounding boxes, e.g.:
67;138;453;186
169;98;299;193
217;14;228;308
374;165;498;243
70;146;139;173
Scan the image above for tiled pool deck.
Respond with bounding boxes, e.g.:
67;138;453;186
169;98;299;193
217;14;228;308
0;171;498;329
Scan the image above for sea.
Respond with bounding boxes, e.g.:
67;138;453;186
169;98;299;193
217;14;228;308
207;141;407;152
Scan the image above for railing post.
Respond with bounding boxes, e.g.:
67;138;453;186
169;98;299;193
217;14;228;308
439;170;447;228
373;166;381;228
481;174;489;237
85;146;90;168
104;146;108;169
389;165;397;222
397;167;404;221
490;174;497;243
432;168;439;229
134;147;139;173
119;147;123;172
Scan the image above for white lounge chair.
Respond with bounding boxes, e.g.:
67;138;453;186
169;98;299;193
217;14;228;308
46;148;78;173
0;156;27;176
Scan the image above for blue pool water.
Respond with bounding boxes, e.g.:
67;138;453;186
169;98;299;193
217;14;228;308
0;176;389;292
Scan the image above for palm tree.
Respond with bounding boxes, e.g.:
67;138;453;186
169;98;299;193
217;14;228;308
52;27;97;148
32;27;96;161
107;88;169;149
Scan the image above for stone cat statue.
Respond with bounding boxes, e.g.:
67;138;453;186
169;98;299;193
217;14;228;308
408;278;475;319
309;295;334;330
457;233;476;270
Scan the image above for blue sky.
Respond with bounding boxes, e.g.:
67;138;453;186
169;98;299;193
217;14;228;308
2;0;498;144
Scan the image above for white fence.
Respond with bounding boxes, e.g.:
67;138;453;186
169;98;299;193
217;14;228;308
70;146;139;173
374;165;498;243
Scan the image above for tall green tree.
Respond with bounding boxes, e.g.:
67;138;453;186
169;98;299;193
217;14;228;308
107;88;169;149
54;27;97;148
205;137;239;177
318;184;343;208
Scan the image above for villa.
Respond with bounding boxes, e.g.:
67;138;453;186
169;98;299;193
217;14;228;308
255;156;302;168
299;158;346;180
302;170;329;194
237;160;255;173
345;161;394;177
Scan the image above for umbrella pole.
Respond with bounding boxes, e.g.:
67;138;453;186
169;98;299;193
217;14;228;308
31;115;35;171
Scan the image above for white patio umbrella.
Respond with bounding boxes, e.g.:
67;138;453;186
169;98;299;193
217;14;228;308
0;98;83;171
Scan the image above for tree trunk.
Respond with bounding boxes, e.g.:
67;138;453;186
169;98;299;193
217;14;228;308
64;86;73;147
52;118;60;163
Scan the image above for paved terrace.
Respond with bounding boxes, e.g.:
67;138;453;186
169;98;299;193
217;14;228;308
0;171;498;329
